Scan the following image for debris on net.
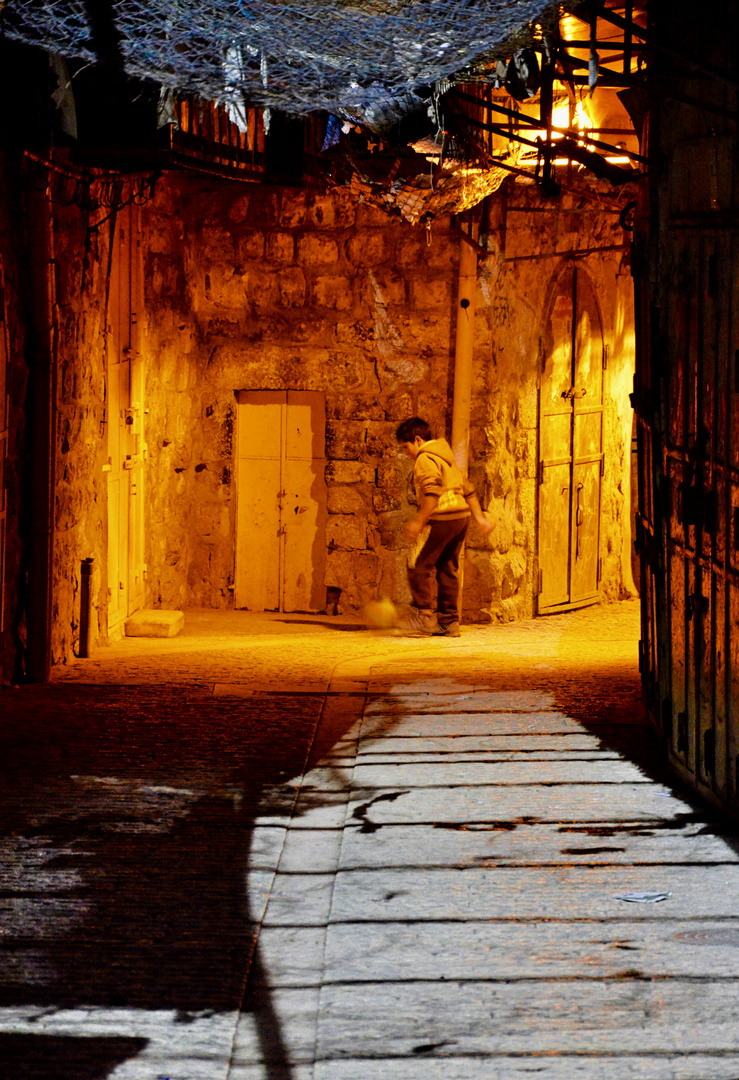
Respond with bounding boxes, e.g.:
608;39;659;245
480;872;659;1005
2;0;560;130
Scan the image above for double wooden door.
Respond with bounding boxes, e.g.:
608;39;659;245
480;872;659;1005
235;390;327;612
538;266;604;613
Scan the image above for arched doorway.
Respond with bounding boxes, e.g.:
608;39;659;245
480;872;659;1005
537;264;605;613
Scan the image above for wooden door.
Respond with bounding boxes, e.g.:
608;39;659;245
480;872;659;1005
107;204;145;636
235;390;327;611
538;266;604;613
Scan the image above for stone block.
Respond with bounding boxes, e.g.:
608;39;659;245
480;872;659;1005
307;194;352;228
327;486;367;515
125;609;184;638
298;234;339;265
411;277;452;309
335;319;375;344
277;267;307;308
278;191;307;227
325;461;376;484
235;231;265;261
325;421;367;460
397;232;456;270
326;394;384;421
490;506;515;554
376;353;429;392
515;428;537;479
326;515;367;550
355;202;393;228
380;390;414;419
373;489;402;512
518;387;538;429
345;232;392;267
354;550;381;586
246;271;277;311
325;549;354;588
312;276;354;310
227;194;251;223
501;546;527;599
363;268;407;306
198;227;233;264
266;232;295;263
364;419;396;457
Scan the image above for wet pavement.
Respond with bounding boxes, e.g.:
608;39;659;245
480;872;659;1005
2;599;739;1079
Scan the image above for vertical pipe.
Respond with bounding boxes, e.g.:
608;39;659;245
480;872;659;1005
451;222;478;474
25;159;57;682
79;558;94;658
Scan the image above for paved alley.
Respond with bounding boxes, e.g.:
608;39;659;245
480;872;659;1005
2;600;739;1079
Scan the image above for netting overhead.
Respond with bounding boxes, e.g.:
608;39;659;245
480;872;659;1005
3;0;561;129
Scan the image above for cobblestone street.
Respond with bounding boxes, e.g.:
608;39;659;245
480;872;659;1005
2;600;739;1079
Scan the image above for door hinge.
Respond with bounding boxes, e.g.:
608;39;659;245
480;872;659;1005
538;459;545;485
600;456;605;477
537;569;543;595
603;343;609;370
597;556;603;584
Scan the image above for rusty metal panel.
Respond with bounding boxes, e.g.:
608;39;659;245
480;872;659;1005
728;581;739;804
713;578;728;798
666;552;686;760
636;22;739;812
0;259;8;645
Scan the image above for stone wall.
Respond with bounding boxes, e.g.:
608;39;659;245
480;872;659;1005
139;172;636;624
50;190;112;664
10;166;638;672
0;153;31;682
141;174;460;614
464;179;637;622
0;153;114;676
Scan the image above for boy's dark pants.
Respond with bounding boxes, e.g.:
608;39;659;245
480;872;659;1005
407;517;469;624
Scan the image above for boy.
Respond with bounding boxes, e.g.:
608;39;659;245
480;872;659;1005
395;417;492;637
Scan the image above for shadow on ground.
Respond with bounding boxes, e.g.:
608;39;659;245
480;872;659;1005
0;651;734;1078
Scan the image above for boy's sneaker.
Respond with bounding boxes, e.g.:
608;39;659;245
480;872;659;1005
434;620;461;638
398;606;439;636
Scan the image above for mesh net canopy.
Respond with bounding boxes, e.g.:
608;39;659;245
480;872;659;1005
3;0;562;130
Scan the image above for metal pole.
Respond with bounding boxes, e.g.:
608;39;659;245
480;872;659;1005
79;558;94;658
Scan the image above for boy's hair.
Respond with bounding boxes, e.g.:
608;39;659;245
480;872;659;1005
395;417;433;443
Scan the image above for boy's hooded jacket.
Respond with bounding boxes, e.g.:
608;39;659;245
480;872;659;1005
413;438;475;520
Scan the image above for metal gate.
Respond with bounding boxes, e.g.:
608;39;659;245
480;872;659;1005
634;0;739;813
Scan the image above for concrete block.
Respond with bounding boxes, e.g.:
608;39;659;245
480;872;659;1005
124;609;184;638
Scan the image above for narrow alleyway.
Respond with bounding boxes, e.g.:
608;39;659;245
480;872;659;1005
2;600;739;1079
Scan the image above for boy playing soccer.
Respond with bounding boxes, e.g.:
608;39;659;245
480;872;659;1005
395;417;492;637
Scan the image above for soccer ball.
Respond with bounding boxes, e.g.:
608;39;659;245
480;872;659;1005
361;598;398;630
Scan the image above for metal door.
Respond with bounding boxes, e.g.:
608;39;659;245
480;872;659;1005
538;266;604;613
0;259;8;661
107;204;145;637
235;390;327;612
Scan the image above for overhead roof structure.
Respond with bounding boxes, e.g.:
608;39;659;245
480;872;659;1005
2;0;564;130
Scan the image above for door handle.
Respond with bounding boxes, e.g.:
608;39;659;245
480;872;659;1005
295;505;308;514
575;482;584;558
561;387;587;400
